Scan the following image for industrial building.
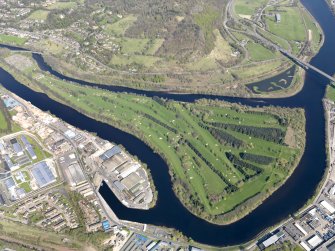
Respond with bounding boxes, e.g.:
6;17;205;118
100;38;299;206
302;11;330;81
64;163;86;187
259;231;284;249
31;161;56;187
307;234;323;248
320;200;335;214
99;146;122;161
1;95;20;109
21;135;37;160
10;138;23;156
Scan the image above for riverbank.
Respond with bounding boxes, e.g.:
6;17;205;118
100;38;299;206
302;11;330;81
0;51;307;227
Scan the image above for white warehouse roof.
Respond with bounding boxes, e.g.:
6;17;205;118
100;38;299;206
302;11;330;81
262;235;279;248
320;200;335;214
300;241;311;251
307;235;323;248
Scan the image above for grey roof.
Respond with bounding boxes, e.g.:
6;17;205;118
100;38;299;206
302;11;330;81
27;146;36;159
4;155;13;169
12;143;22;154
16;187;26;196
21;135;31;147
0;194;5;205
31;161;55;187
99;146;122;161
4;177;15;189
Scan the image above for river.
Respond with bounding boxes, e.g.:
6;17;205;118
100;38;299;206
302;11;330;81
0;0;334;246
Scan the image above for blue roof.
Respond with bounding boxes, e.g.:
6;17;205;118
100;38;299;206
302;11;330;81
21;135;31;147
4;177;15;189
2;96;19;109
13;142;22;154
31;162;55;187
99;146;121;161
27;146;36;159
102;220;110;231
4;155;13;168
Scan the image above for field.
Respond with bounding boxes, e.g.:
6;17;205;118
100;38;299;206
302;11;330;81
234;0;267;16
110;55;160;68
265;7;306;42
0;34;26;46
27;10;50;21
247;42;277;61
17;62;305;224
104;15;137;36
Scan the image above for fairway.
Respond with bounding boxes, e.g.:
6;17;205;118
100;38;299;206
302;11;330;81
17;62;305;224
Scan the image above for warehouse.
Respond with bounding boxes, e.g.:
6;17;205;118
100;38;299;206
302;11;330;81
307;235;323;248
10;138;23;156
64;163;86;187
120;172;144;191
4;177;15;190
21;135;37;160
99;146;121;161
119;163;140;179
31;161;56;187
320;200;335;214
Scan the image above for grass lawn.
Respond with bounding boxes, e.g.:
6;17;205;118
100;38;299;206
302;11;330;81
247;42;277;61
110;55;159;68
115;37;150;54
104;15;137;36
0;109;8;130
0;34;26;46
19;182;32;192
146;39;164;55
27;10;50;21
326;85;335;101
266;7;306;42
24;135;48;162
234;0;267;16
21;66;305;223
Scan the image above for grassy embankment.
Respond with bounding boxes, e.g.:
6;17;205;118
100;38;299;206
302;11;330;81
2;53;306;225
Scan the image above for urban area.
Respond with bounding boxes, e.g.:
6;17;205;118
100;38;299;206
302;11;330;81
0;90;201;250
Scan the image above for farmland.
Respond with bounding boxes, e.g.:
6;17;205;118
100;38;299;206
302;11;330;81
9;59;306;224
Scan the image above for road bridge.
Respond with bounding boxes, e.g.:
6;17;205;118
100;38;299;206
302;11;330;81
279;48;335;83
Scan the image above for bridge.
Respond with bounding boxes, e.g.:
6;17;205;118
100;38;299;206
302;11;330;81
279;48;335;83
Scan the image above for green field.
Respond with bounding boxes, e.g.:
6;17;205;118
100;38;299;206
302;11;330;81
19;182;32;193
17;63;305;224
0;34;26;46
0;109;8;130
247;42;277;61
104;15;137;36
266;7;306;42
234;0;267;16
110;55;159;68
27;10;50;20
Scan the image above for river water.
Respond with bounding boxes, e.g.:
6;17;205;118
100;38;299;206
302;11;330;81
0;0;334;246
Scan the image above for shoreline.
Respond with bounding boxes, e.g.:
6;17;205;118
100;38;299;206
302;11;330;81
0;56;307;227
